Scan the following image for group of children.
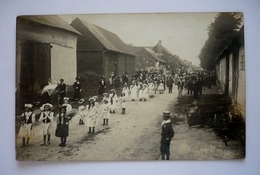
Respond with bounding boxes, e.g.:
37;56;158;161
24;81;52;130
17;77;170;148
18;98;75;148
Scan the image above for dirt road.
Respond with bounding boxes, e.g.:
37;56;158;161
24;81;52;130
16;89;178;161
16;86;244;161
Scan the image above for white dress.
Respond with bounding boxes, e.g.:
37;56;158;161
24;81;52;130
130;85;138;100
78;105;86;120
109;93;118;111
140;87;149;100
119;96;126;108
158;80;164;92
122;87;130;99
18;111;35;137
101;103;110;119
38;111;54;135
148;82;155;96
85;105;98;127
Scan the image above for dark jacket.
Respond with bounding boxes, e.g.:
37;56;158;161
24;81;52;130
161;120;174;144
167;78;174;87
177;81;184;90
58;83;66;95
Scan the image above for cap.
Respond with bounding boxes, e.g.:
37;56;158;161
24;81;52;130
162;111;171;117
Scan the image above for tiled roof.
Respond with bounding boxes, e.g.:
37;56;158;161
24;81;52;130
144;48;166;63
72;18;135;56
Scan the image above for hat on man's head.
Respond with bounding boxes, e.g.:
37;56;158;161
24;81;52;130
162;111;172;117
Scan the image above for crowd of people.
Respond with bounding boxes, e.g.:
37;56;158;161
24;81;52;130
17;67;217;153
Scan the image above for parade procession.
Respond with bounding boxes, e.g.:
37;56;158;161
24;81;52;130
15;13;245;161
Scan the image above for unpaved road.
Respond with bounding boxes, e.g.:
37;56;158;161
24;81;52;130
16;90;178;161
16;86;244;161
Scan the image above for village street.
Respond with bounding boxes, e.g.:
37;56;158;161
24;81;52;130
16;86;244;161
16;87;177;161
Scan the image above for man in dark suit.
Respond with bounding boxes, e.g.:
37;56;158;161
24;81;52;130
160;111;174;160
73;77;81;101
57;79;66;105
166;76;174;94
98;76;106;95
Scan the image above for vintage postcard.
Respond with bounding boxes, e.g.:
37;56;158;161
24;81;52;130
15;12;245;161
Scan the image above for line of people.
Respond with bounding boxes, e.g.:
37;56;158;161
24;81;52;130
16;72;177;147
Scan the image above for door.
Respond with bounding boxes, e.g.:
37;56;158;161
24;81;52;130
20;41;51;95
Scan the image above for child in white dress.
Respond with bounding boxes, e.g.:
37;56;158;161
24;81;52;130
101;99;110;126
39;103;54;146
18;104;35;147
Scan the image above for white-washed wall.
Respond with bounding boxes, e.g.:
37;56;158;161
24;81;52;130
237;46;246;119
50;43;77;85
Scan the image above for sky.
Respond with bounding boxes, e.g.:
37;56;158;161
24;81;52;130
60;13;218;66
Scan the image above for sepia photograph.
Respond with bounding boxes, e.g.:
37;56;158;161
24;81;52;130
15;12;245;161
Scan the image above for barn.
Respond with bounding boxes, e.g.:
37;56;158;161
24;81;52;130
16;15;81;98
70;17;135;82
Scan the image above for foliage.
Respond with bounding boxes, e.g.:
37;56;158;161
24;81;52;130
199;12;243;70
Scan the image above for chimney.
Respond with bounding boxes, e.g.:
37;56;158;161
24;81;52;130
157;40;163;56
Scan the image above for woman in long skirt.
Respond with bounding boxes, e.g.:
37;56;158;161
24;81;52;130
18;104;35;147
39;103;54;146
85;98;98;134
55;106;72;147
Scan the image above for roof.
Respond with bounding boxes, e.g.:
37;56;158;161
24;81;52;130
216;25;244;62
144;48;166;63
131;46;144;54
153;43;174;57
19;15;81;35
71;18;135;56
153;42;188;68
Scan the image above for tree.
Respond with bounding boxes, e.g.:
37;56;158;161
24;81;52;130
199;12;242;70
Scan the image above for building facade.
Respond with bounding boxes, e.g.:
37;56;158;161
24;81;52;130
16;15;80;96
70;18;135;82
216;26;245;119
132;47;166;71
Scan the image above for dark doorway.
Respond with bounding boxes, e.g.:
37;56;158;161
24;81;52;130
20;41;51;97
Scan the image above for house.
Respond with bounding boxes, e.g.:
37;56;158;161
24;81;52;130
16;15;81;96
70;17;136;81
215;26;245;119
152;40;187;73
131;47;166;71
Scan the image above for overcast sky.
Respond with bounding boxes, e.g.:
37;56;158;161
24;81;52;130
60;13;218;66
